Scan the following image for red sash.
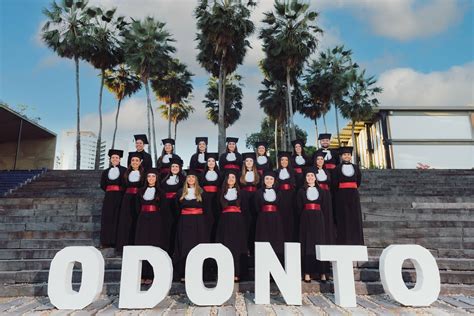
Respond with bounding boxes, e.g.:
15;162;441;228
203;185;218;193
304;203;321;211
224;164;240;170
106;185;122;192
125;187;138;194
165;192;177;199
160;167;170;174
222;206;241;213
141;205;158;212
319;183;330;191
242;185;257;192
339;182;358;189
279;183;292;191
257;169;263;176
325;163;336;169
181;208;203;215
262;205;277;212
294;167;303;174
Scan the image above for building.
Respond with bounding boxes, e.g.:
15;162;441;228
0;104;56;170
331;106;474;169
57;131;106;170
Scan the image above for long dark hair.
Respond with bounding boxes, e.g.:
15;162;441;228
124;163;144;184
279;156;293;169
160;165;183;185
204;159;220;173
220;175;241;208
226;144;239;153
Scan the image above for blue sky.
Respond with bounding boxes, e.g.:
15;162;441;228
0;0;473;163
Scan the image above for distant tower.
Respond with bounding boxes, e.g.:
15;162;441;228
57;131;106;170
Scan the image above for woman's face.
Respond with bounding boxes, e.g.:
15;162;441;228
198;141;207;152
264;176;274;188
130;157;141;169
227;174;236;186
164;143;173;153
110;155;120;166
341;153;352;163
306;172;316;185
171;164;180;175
295;144;302;154
227;142;236;152
147;173;157;186
316;156;324;168
207;158;216;169
187;175;196;186
257;146;266;156
245;158;254;169
280;157;289;168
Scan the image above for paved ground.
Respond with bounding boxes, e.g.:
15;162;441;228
0;293;473;315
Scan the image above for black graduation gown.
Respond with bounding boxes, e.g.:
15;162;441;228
189;152;207;173
135;187;168;279
127;151;152;171
115;170;144;252
297;186;327;275
240;173;259;254
314;148;339;173
254;188;285;258
276;168;297;242
316;168;336;245
256;155;273;176
333;162;364;245
173;189;209;278
159;173;185;255
99;165;127;247
219;152;243;176
157;153;182;179
200;170;222;241
215;194;248;278
291;154;309;189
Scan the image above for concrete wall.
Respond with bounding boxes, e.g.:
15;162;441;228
0;137;56;170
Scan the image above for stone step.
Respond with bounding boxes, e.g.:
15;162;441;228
0;215;99;224
0;239;96;249
0;230;98;240
0;248;115;260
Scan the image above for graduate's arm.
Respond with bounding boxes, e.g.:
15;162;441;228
100;170;107;191
356;165;362;188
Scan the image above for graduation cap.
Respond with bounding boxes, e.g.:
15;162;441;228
291;139;305;148
108;149;123;158
226;137;239;143
146;168;160;176
339;146;353;155
195;137;208;145
255;141;269;149
242;152;256;161
223;168;239;177
185;169;200;177
205;152;219;161
313;150;326;159
134;134;149;144
278;151;292;159
162;138;175;146
304;166;318;177
318;133;332;140
169;157;183;166
262;169;276;179
128;151;143;160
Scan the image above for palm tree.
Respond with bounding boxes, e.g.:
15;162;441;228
121;17;175;163
339;69;382;163
42;0;94;169
104;64;142;149
195;0;255;153
159;103;195;146
260;0;322;140
203;75;243;129
151;59;193;138
86;6;126;169
300;97;323;148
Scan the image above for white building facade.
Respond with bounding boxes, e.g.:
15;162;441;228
57;131;106;170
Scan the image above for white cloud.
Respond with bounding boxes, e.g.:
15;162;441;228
377;62;474;108
316;0;464;41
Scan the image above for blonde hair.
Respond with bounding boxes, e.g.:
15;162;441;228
180;175;203;202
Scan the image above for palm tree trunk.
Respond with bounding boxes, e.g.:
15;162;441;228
323;112;328;133
274;118;278;167
217;55;226;154
111;98;122;149
284;92;290;151
74;57;81;170
286;69;296;141
174;120;178;146
335;104;341;147
352;120;357;164
94;69;105;170
149;100;158;165
168;103;172;138
144;80;153;164
315;118;319;149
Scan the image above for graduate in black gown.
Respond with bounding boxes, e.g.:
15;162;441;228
116;152;144;252
240;152;260;255
254;170;285;260
314;151;336;245
276;151;297;242
297;167;327;283
99;149;127;248
215;170;248;281
127;134;153;171
314;133;339;172
189;137;208;173
173;170;209;281
135;168;167;284
333;146;364;245
159;157;185;255
219;137;243;175
157;138;182;180
291;139;309;190
255;141;273;176
201;152;221;241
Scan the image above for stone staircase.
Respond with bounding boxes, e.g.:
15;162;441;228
0;169;473;297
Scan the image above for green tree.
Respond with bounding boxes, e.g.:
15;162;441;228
195;0;255;153
121;17;175;163
104;64;142;149
42;0;94;169
159;102;195;147
151;59;193;138
203;75;243;129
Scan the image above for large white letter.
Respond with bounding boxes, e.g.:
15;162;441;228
119;246;173;309
380;244;440;306
185;243;234;305
316;245;368;307
48;246;104;310
255;242;302;305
